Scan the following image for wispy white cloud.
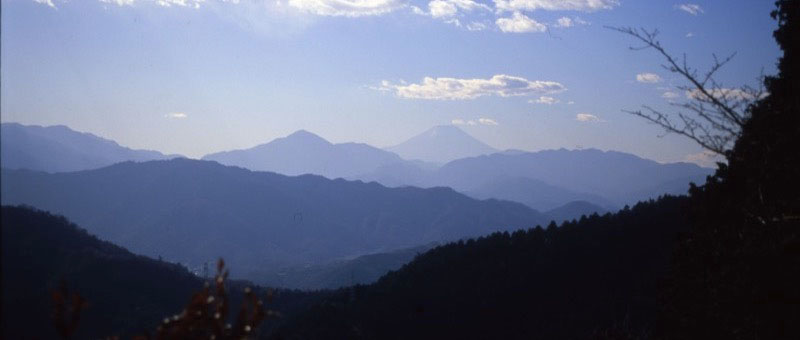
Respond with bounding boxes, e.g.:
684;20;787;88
98;0;205;7
478;117;498;125
100;0;136;5
452;118;498;126
685;88;761;101
452;119;477;126
555;16;572;27
676;3;703;15
288;0;404;17
685;32;694;38
573;16;589;25
576;113;602;122
44;0;599;34
444;18;462;26
553;16;589;28
425;0;490;18
494;0;618;13
156;0;205;8
165;112;188;119
496;12;546;33
636;73;662;83
466;21;489;31
380;74;565;100
662;91;680;99
411;5;426;14
412;0;491;29
33;0;57;8
413;0;596;32
530;96;559;104
429;0;458;17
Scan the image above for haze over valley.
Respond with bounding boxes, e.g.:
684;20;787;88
0;121;714;290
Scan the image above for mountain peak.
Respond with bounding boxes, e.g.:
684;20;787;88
424;125;478;139
202;129;403;179
387;125;497;164
268;129;333;149
284;129;330;143
427;124;462;134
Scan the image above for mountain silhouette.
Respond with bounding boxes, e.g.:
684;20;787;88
465;176;616;211
357;148;711;209
203;130;407;179
0;123;179;173
386;125;498;164
1;159;547;283
431;148;712;207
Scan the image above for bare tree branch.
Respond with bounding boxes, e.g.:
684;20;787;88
606;26;764;156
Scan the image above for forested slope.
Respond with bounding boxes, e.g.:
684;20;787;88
271;196;690;339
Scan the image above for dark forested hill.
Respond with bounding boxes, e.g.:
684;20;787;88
1;205;201;339
1;158;547;283
0;123;178;172
270;196;690;339
0;205;322;339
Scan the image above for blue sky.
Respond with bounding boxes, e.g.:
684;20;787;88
1;0;781;166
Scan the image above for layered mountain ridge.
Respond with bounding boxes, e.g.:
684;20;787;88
0;123;180;172
1;158;548;283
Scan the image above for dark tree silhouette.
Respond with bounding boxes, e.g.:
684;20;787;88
614;1;800;339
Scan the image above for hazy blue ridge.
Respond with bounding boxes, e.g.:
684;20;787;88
1;158;548;284
1;122;180;173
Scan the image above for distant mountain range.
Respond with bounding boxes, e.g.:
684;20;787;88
465;177;616;211
358;148;713;209
202;125;492;177
431;149;712;206
0;123;179;172
203;130;409;179
385;125;497;164
1;122;712;214
1;159;547;283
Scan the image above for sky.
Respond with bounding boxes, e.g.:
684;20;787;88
0;0;782;166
